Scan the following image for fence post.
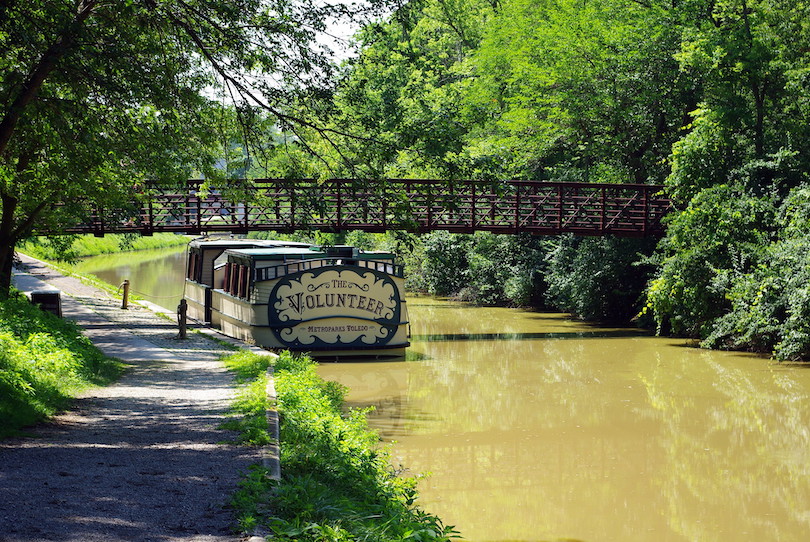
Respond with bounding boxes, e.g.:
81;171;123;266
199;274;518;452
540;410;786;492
121;280;130;309
177;299;187;340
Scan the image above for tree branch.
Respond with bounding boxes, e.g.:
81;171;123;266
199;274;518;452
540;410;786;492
0;0;98;158
164;3;396;158
12;196;53;239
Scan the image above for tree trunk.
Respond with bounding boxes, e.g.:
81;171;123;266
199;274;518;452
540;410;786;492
0;193;18;299
0;187;56;298
0;240;16;299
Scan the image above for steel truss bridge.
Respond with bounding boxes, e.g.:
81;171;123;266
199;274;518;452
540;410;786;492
61;179;673;238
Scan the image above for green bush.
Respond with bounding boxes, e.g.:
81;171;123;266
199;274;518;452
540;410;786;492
467;232;547;306
0;294;120;438
226;351;459;541
545;235;656;322
418;231;472;297
413;231;547;306
644;184;776;337
699;186;810;360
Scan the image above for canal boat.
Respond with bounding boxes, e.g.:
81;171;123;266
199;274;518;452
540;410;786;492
184;238;410;358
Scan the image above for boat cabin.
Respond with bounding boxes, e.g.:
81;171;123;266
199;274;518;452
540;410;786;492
185;239;409;358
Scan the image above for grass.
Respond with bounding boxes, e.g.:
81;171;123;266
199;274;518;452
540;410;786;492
0;293;123;438
223;350;461;541
221;350;275;446
19;233;191;262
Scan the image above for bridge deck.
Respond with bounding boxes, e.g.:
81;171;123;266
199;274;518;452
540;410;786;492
60;179;672;237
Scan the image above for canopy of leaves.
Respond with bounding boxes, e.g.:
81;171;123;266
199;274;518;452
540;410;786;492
0;0;354;223
0;0;354;294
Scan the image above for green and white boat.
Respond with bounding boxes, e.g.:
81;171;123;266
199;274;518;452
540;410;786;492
184;239;410;359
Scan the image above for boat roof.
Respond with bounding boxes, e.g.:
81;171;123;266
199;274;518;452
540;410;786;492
189;238;312;250
229;247;328;260
225;246;397;262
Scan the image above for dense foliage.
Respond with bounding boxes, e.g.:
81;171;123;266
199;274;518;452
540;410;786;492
0;293;120;438
648;185;810;360
546;236;657;323
255;0;810;357
225;350;459;540
6;0;810;357
406;231;546;306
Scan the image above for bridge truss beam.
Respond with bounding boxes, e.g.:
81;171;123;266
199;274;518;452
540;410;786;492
55;179;673;238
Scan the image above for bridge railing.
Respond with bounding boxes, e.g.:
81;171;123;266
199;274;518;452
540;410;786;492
57;179;672;237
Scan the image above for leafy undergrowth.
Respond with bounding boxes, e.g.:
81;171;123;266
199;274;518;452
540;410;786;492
0;293;123;438
224;350;461;541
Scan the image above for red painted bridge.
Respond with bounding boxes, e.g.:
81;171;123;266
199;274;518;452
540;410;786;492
62;179;673;237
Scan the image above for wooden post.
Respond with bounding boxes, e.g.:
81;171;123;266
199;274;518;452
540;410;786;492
177;299;187;340
121;279;130;309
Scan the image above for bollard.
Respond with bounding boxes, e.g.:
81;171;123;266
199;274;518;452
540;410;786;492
121;279;130;309
177;299;187;340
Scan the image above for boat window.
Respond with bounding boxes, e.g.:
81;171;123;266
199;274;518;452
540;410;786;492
238;265;249;299
187;252;199;281
213;252;229;268
229;264;240;296
222;263;250;299
222;263;232;292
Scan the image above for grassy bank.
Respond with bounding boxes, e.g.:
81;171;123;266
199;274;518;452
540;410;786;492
0;294;122;438
20;233;191;262
223;350;460;541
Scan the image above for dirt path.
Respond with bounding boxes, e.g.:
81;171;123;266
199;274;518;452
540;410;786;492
0;257;262;542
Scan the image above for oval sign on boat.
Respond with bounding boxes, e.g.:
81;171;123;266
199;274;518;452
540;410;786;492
268;265;401;349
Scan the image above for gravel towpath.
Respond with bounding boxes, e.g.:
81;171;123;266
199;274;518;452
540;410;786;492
0;256;263;542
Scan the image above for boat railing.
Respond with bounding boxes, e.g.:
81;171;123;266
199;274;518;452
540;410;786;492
254;258;405;282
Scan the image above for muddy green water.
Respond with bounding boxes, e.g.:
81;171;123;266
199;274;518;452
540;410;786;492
73;246;189;310
80;247;810;542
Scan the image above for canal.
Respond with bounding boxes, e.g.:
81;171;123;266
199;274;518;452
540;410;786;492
76;244;810;542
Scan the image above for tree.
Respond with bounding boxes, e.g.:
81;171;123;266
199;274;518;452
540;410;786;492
309;0;496;178
0;0;347;296
643;0;810;357
666;0;810;201
461;0;692;182
545;235;656;322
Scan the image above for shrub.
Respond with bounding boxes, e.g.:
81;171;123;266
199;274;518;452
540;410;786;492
545;235;656;322
418;231;472;296
700;186;810;360
644;184;776;337
0;294;120;438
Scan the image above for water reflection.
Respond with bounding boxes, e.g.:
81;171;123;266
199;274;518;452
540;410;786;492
319;298;810;542
411;329;649;342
